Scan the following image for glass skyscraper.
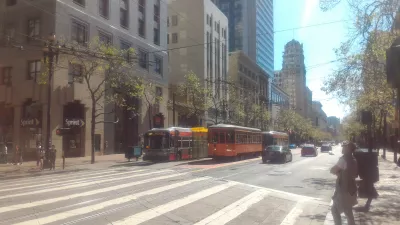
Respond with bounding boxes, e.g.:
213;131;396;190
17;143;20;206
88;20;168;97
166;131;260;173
213;0;274;77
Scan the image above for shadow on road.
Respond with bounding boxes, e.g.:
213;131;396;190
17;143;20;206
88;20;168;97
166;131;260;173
109;161;157;168
302;178;336;190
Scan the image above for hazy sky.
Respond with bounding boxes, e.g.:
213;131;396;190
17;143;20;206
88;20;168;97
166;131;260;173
274;0;350;119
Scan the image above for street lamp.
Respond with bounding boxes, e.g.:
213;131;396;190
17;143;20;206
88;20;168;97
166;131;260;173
42;33;60;165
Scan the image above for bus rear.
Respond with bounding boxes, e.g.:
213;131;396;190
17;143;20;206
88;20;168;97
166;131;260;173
143;130;172;161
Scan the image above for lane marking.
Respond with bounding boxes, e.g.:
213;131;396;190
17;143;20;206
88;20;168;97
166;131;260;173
13;177;211;225
179;157;261;170
112;181;237;225
0;169;173;200
280;200;307;225
0;169;127;187
0;169;147;193
0;172;188;213
194;189;270;225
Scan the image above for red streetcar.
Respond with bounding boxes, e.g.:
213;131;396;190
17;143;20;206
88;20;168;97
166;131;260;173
208;124;262;160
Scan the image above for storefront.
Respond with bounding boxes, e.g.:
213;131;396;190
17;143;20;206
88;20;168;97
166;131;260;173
63;102;85;157
19;100;43;160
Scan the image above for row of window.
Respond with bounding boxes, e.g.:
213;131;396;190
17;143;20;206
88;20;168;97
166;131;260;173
210;132;262;144
206;14;227;39
6;0;162;46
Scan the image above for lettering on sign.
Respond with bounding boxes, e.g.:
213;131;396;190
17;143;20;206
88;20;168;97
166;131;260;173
65;119;85;127
20;118;40;127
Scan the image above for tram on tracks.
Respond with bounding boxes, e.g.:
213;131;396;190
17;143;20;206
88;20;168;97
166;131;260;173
261;131;289;150
208;124;262;160
143;127;208;161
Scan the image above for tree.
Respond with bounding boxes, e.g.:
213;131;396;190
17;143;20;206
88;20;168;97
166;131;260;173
42;38;143;164
175;71;211;125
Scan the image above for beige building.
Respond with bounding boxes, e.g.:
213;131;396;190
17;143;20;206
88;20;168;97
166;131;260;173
167;0;228;127
279;40;307;117
0;0;168;159
228;51;268;128
311;101;328;132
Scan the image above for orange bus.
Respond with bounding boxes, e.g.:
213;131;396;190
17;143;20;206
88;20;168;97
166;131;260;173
143;127;208;161
261;131;289;150
208;124;262;160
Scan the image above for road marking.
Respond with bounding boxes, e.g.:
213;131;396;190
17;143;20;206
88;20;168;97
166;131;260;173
113;181;238;225
0;169;172;200
0;169;147;193
280;201;307;225
0;172;188;213
13;177;211;225
194;189;270;225
184;157;261;171
0;169;126;187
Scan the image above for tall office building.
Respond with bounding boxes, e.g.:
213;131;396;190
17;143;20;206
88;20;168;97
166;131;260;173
213;0;274;77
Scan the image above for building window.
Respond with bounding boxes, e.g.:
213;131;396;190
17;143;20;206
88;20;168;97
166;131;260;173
28;60;41;81
154;27;160;45
172;15;178;26
155;56;162;75
172;33;178;43
0;67;12;86
120;0;129;28
206;14;209;25
120;41;132;62
167;33;169;44
73;0;85;7
154;0;160;22
138;49;148;69
71;20;88;45
27;19;40;41
138;0;145;37
69;63;83;83
6;0;16;6
99;0;109;19
98;31;112;45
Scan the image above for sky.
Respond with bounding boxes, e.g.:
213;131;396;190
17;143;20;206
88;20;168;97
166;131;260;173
274;0;350;119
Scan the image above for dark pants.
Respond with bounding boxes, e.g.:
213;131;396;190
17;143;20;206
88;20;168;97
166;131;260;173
49;156;56;170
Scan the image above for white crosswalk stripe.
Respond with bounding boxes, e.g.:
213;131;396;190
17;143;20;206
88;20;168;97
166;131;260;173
0;168;332;225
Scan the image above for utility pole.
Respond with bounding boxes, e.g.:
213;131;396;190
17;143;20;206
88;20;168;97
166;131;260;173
383;110;387;159
172;92;176;126
43;34;59;166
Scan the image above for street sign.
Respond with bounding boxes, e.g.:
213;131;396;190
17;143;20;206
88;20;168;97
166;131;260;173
65;118;85;128
20;118;40;128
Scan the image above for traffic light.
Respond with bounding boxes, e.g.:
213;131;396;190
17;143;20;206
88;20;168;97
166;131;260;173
56;128;72;136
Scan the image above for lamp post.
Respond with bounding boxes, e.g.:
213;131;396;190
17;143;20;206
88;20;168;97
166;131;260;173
42;34;59;165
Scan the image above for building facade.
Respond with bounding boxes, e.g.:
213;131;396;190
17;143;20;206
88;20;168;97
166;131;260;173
327;116;340;136
305;87;313;120
280;40;307;117
167;0;229;127
312;101;328;132
270;83;290;129
228;51;268;128
0;0;168;159
213;0;274;78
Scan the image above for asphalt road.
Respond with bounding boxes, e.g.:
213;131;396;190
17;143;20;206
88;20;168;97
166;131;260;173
0;145;343;225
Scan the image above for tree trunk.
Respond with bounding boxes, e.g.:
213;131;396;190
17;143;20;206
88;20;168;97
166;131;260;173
91;98;96;164
148;105;152;129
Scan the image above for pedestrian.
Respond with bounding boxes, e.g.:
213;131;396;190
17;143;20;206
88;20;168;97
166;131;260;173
49;145;57;170
38;147;45;171
330;141;358;225
36;142;42;168
14;145;23;165
1;144;7;164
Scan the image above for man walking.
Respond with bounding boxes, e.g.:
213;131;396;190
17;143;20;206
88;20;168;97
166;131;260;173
49;145;57;170
330;141;358;225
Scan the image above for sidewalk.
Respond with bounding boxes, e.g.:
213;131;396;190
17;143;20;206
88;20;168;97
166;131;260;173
354;151;400;225
0;154;128;178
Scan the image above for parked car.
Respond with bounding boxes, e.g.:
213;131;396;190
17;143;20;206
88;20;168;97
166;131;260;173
321;144;332;152
301;144;318;157
289;144;296;149
262;145;293;163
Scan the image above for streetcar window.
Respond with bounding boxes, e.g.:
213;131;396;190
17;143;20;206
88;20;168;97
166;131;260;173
219;132;226;144
226;131;234;143
182;137;190;148
212;132;218;143
144;133;169;149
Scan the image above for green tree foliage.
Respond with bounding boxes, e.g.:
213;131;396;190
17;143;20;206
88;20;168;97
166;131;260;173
42;37;145;163
320;0;399;141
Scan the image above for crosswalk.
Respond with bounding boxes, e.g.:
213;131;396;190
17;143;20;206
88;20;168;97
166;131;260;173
0;167;332;225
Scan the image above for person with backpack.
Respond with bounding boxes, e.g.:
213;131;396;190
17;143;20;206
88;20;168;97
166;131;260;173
330;141;358;225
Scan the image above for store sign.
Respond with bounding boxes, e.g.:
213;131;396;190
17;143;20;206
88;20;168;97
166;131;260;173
20;118;40;127
65;118;85;128
153;113;165;128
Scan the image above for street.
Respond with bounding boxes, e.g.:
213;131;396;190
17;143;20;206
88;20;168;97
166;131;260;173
0;146;342;225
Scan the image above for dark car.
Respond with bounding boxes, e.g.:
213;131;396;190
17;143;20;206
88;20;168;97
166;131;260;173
289;144;296;149
262;145;292;163
301;145;318;157
321;144;332;152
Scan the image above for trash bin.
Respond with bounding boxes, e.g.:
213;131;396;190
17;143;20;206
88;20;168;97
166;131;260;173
125;146;142;161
